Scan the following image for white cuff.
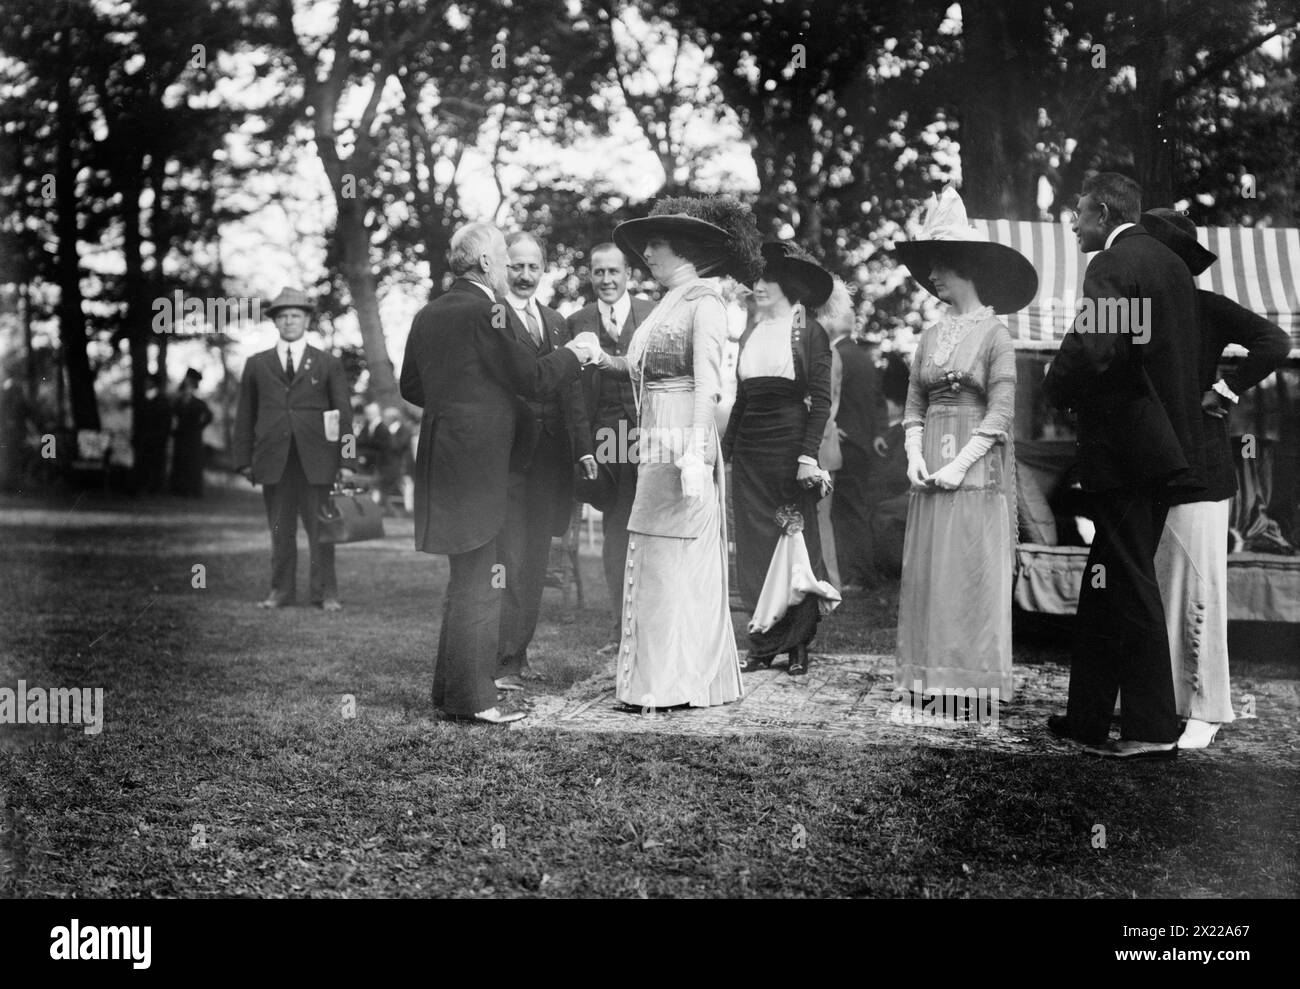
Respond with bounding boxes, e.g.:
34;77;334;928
1212;379;1240;404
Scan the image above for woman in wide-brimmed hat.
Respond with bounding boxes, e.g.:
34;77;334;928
1142;207;1290;749
723;242;840;676
593;194;762;710
890;185;1038;710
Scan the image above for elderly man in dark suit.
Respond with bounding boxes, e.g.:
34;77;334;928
566;242;655;649
400;222;599;724
1043;172;1207;759
234;288;354;612
493;232;596;690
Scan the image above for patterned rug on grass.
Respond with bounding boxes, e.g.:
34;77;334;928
524;653;1300;766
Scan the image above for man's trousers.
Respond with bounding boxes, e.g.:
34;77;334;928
262;443;336;603
1064;486;1180;743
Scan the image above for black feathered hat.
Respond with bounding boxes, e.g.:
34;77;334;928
758;241;834;309
614;195;764;283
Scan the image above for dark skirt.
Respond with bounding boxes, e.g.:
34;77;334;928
730;378;824;656
170;429;206;497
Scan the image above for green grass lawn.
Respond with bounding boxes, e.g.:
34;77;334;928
1;483;1296;898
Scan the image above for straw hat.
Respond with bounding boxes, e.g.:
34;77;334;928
890;186;1038;314
265;287;316;318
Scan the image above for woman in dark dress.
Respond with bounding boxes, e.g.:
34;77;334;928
724;243;835;676
170;368;213;497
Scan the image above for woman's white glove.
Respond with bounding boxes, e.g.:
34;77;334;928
676;450;709;501
927;434;996;490
904;426;928;488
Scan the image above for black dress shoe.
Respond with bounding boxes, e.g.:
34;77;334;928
1047;714;1104;747
787;644;810;676
1083;739;1178;760
740;654;773;673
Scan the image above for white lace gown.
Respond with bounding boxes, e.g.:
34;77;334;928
604;278;744;708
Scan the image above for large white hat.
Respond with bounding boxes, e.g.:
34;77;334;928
891;186;1038;314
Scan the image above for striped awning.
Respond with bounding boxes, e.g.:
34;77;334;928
971;219;1300;355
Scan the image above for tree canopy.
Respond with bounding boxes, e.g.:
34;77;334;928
1;0;1295;445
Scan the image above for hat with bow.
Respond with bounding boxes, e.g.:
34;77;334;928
890;186;1038;314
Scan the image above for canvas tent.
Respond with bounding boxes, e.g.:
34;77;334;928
970;219;1300;625
971;219;1300;355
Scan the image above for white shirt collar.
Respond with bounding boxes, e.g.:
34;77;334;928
1105;222;1136;250
278;337;307;368
465;278;496;300
600;293;631;327
506;292;537;315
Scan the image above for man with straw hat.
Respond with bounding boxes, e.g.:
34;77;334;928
234;287;354;612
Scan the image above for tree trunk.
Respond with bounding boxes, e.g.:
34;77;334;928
54;35;99;432
310;78;400;407
326;169;400;408
422;217;453;297
1132;0;1177;208
121;160;150;473
957;0;1041;220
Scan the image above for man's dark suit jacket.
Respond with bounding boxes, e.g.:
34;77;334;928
1179;290;1290;505
399;278;581;556
233;344;351;485
502;300;591;536
1043;225;1206;494
834;338;888;454
567;296;656;431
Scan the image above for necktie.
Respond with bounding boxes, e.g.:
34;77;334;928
285;348;295;378
524;307;543;347
604;306;619;342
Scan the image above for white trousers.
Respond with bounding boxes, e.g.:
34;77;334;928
1154;500;1235;723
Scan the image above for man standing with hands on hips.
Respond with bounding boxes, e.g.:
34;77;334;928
234;288;355;612
566;243;655;653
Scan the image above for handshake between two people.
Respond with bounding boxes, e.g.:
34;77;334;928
564;331;608;367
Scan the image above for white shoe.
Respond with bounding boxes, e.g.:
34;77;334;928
471;707;526;725
1177;719;1220;749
